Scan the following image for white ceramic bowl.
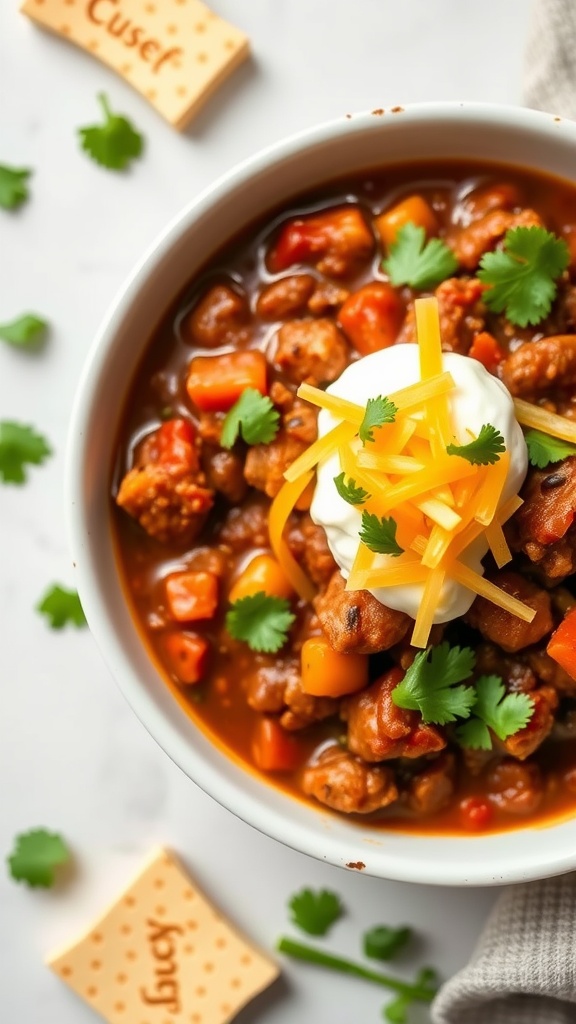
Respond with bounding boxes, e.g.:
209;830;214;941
67;102;576;886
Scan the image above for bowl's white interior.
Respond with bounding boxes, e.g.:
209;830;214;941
68;104;576;885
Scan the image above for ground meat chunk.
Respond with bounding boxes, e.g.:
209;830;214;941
272;318;348;385
282;398;318;445
465;571;553;652
256;274;316;320
447;208;543;270
281;673;339;731
407;754;456;815
218;500;269;552
307;280;350;315
526;648;576;694
474;643;537;693
485;759;543;815
244;430;308;500
287;516;338;587
457;183;523;224
399;277;485;353
510;458;576;579
501;335;576;398
314;571;410;655
197;412;224;445
302;745;398;814
182;283;250;347
268;207;374;278
245;660;287;713
501;685;557;760
343;668;446;761
202;447;247;504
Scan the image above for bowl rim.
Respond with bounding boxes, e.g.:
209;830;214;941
66;101;576;887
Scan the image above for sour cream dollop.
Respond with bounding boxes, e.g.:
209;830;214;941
310;345;528;623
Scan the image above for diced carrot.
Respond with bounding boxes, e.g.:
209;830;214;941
267;207;373;273
251;718;302;772
300;636;368;698
468;332;505;375
186;351;267;412
547;607;576;680
375;194;438;248
165;571;219;622
163;632;210;684
229;553;294;604
338;282;403;355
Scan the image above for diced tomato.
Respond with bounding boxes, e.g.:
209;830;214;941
459;796;493;831
267;207;373;274
468;331;505;375
163;632;210;684
186;351;267;412
165;571;219;622
251;718;302;772
140;418;199;471
547;607;576;681
338;282;403;355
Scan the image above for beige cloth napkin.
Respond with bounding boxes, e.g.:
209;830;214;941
431;3;576;1021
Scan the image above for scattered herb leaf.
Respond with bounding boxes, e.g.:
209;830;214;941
478;226;569;327
0;421;51;484
524;428;576;469
456;675;534;750
37;585;87;630
359;511;404;556
334;471;371;505
221;388;280;448
382;221;458;290
289;888;344;936
0;313;48;349
7;828;70;888
446;423;505;466
225;591;294;653
359;396;397;444
392;642;477;725
0;164;31;210
78;93;144;171
364;925;412;962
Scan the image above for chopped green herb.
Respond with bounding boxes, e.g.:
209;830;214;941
382;221;458;290
0;313;48;349
37;585;87;630
334;471;371;505
383;969;439;1024
0;164;31;210
7;828;70;888
359;395;397;444
289;888;344;936
221;388;280;448
391;642;477;725
456;675;534;750
225;591;294;653
0;421;51;484
359;511;404;556
524;429;576;469
446;423;505;466
79;93;144;171
478;226;569;327
364;925;412;962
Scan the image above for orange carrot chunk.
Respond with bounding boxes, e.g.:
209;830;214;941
338;282;403;355
186;350;267;412
375;194;438;248
251;718;302;772
547;607;576;680
300;636;369;698
468;331;505;375
229;553;294;604
163;632;210;685
165;571;219;622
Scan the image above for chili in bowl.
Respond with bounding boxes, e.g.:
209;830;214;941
67;103;576;885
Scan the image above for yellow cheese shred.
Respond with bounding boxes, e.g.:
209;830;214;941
411;567;446;648
514;398;576;444
283;420;357;483
269;471;316;602
484;520;513;568
448;560;536;622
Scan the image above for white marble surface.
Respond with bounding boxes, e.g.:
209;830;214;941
0;1;534;1020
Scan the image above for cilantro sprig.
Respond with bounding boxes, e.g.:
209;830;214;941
524;429;576;469
225;591;294;653
289;888;344;936
221;388;280;448
391;643;477;725
446;423;505;465
0;164;31;210
334;471;371;505
382;222;458;290
0;421;51;484
456;675;534;750
0;313;48;349
478;226;569;327
7;828;70;888
363;925;412;962
359;395;397;444
37;585;87;630
79;93;144;171
359;512;403;556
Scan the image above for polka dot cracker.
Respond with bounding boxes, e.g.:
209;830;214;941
47;847;279;1024
20;0;249;128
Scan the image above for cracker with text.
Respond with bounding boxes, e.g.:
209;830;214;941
47;847;279;1024
21;0;249;128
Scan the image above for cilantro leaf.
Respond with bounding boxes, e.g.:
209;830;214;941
478;226;569;327
226;591;294;653
37;585;87;630
364;925;412;961
359;511;403;556
334;471;371;505
391;642;476;725
0;421;51;484
0;313;48;349
446;423;505;465
383;995;410;1023
289;888;344;936
456;675;534;750
359;396;397;444
78;93;144;171
524;429;576;469
221;388;280;448
0;164;31;210
7;828;70;888
382;222;458;290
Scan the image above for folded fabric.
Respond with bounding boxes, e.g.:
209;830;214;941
524;0;576;119
431;873;576;1023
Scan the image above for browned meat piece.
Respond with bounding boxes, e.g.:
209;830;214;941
474;643;537;693
186;546;229;577
501;685;557;760
218;500;269;552
399;277;485;354
202;447;247;504
256;274;316;320
269;380;296;410
302;745;398;814
407;754;456;815
182;283;250;347
281;673;338;730
314;571;410;655
268;207;374;278
501;335;576;398
391;624;445;672
485;759;543;815
245;661;287;713
272;318;348;385
510;458;576;579
197;412;224;445
526;648;576;694
465;571;553;653
307;281;350;315
287;516;338;587
458;182;523;223
244;430;308;499
343;668;446;762
447;208;542;270
282;398;318;445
